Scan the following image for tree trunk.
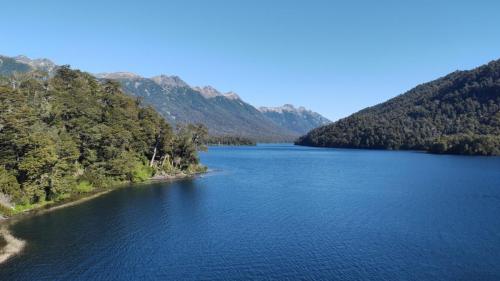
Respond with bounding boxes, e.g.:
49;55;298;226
150;133;161;167
150;146;157;167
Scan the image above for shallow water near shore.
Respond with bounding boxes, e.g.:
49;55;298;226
1;144;500;280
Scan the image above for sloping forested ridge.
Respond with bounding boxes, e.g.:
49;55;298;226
296;59;500;155
0;67;205;213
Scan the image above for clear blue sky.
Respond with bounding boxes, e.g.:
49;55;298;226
2;0;500;120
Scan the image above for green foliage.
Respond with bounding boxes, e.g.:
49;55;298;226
177;123;209;151
131;164;153;183
172;128;200;170
0;203;15;217
296;60;500;156
75;181;94;194
207;135;256;146
429;134;500;156
185;164;208;174
0;166;21;204
0;67;202;206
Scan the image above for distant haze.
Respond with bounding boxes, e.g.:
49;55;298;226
1;0;500;120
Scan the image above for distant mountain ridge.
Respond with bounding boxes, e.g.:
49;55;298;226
0;55;33;75
100;74;330;140
12;55;56;73
192;86;240;100
259;104;331;135
0;54;330;141
99;72;298;141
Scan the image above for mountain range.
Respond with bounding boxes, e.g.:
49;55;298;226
259;104;331;136
0;55;330;141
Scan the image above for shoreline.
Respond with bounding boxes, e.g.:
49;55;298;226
0;171;202;265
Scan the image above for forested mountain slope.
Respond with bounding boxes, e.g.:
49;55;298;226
296;59;500;155
0;67;204;212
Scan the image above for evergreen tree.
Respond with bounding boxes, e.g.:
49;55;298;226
0;66;204;208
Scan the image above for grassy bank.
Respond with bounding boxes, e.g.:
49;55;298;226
0;165;207;218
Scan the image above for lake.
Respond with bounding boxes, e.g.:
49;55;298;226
1;144;500;280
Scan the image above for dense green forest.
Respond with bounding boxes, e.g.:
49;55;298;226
296;59;500;155
0;67;205;214
171;123;256;146
207;135;256;146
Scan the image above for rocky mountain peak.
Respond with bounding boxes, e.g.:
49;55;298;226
193;86;241;100
223;91;240;100
96;72;142;80
259;104;331;134
259;104;316;114
260;104;297;113
14;55;56;73
193;86;223;98
152;75;189;88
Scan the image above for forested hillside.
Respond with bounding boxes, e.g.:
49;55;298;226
0;67;205;212
296;59;500;155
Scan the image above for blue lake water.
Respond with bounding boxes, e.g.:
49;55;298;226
1;144;500;280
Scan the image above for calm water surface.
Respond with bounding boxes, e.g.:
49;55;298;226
1;144;500;280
